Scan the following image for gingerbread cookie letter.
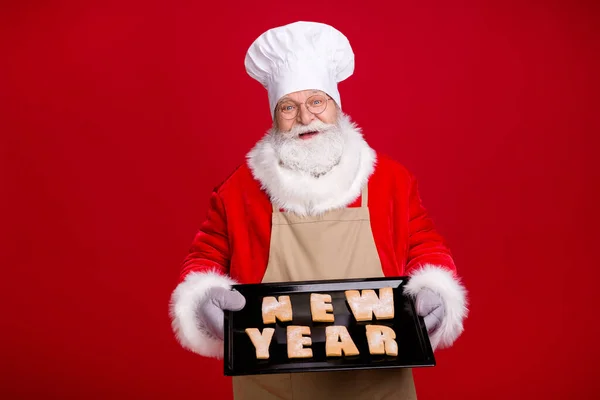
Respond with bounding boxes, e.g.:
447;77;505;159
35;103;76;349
287;326;313;358
345;287;394;321
245;328;275;359
325;326;359;357
262;295;293;324
310;293;335;323
365;325;398;356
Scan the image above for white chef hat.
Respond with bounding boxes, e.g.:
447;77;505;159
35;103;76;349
244;21;355;119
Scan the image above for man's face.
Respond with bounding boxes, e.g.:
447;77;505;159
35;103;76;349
274;89;338;135
267;89;345;177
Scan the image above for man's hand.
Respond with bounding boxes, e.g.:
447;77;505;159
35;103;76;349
415;288;445;334
196;287;246;340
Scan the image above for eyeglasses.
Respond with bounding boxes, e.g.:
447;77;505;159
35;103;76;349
276;94;333;120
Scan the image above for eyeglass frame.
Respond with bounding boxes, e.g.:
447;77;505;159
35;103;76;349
274;94;334;120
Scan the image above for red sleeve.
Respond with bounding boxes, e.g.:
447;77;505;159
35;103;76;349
405;173;456;274
179;189;230;282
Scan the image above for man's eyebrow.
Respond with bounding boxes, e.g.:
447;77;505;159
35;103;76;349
278;95;299;104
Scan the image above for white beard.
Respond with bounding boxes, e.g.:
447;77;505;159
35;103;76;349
247;112;377;216
269;118;345;177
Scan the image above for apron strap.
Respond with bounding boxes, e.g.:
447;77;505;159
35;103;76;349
361;184;368;208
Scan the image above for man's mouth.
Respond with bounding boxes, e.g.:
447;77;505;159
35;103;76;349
298;131;319;140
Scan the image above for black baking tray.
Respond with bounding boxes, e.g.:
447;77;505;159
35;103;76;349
223;276;435;376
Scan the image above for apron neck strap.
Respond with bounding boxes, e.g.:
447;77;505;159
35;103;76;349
361;184;369;208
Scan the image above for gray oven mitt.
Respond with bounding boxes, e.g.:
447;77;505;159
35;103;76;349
196;287;246;340
415;288;445;334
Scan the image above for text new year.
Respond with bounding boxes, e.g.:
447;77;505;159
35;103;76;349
245;288;399;359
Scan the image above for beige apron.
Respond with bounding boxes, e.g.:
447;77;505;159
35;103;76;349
232;186;417;400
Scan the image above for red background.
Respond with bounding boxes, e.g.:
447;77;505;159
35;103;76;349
2;1;599;399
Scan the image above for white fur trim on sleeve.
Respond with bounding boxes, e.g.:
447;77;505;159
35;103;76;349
169;269;237;359
404;264;468;350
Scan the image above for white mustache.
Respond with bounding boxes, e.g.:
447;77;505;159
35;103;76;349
285;120;335;138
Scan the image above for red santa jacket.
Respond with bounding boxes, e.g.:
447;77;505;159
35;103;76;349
180;153;455;283
169;153;468;359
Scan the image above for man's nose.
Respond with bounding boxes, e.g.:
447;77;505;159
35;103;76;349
296;103;315;125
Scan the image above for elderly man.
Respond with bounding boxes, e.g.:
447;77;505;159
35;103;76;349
169;21;468;400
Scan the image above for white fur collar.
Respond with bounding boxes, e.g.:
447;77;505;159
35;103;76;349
246;114;377;216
